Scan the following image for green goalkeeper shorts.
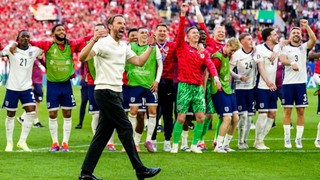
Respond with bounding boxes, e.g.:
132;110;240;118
206;81;216;114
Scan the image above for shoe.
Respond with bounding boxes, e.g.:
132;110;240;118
151;141;157;152
315;139;320;148
122;147;126;152
189;123;194;130
250;123;256;130
224;145;236;152
243;141;249;149
107;144;116;151
163;142;171;152
197;143;208;150
237;143;245;149
135;145;141;152
78;173;104;180
49;142;60;152
180;145;191;152
136;167;162;180
144;141;154;153
171;143;178;153
33;122;45;128
295;138;303;148
272;124;276;129
284;138;292;148
212;141;217;147
16;117;24;125
190;145;202;153
75;124;82;129
5;143;13;152
253;142;269;150
157;125;164;132
17;142;32;152
61;142;69;152
214;146;227;153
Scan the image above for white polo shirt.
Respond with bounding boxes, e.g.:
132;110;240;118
92;35;136;92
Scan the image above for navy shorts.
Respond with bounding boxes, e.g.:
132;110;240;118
46;81;76;111
282;83;308;108
256;88;277;112
33;83;43;102
2;89;36;111
88;84;99;114
212;90;238;117
235;89;255;115
122;84;131;112
129;86;158;106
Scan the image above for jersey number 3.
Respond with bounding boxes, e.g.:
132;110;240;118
294;55;298;62
20;58;27;66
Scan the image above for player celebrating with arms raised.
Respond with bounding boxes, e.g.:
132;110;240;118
280;19;316;148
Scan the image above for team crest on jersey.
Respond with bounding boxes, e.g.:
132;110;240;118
299;46;303;51
165;46;169;51
177;105;181;110
200;54;205;58
257;54;261;59
5;101;9;106
260;103;264;108
130;97;135;102
29;52;33;57
224;107;229;112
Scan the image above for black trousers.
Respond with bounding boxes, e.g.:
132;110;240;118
81;89;143;173
79;82;88;125
152;79;176;141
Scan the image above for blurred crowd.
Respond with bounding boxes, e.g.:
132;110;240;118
1;0;320;64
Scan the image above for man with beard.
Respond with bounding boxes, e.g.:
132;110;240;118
279;19;316;148
171;3;220;154
127;27;163;153
2;30;43;151
78;14;161;180
11;24;93;152
253;28;281;150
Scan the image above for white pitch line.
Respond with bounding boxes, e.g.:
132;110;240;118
0;138;317;153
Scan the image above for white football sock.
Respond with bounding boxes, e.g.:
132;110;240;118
260;118;274;141
21;111;26;120
317;122;320;140
198;140;204;144
144;119;149;127
134;132;142;146
238;113;247;143
223;134;233;147
6;116;15;144
255;113;267;143
181;130;188;147
63;117;72;144
244;115;252;142
108;129;115;145
296;126;304;140
18;112;35;143
164;140;170;145
283;125;291;140
158;118;162;126
216;135;224;148
49;117;58;143
34;118;39;124
146;114;156;142
129;114;137;136
91;113;99;135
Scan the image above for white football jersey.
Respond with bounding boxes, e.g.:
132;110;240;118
2;45;43;91
230;48;256;89
253;44;279;90
280;43;308;85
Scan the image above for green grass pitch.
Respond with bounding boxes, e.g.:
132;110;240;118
0;86;320;179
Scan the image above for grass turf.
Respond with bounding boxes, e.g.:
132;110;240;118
0;86;320;179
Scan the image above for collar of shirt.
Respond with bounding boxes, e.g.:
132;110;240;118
107;35;121;45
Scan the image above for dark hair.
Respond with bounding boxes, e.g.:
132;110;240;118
51;24;64;34
138;27;147;32
186;26;198;34
156;23;168;30
16;30;29;41
238;33;251;42
198;28;206;33
107;14;125;32
262;28;274;42
128;28;138;37
95;23;106;28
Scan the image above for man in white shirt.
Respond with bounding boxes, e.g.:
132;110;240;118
230;33;256;149
279;19;316;149
253;28;281;150
1;30;43;152
78;14;161;180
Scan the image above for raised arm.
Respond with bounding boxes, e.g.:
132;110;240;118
192;0;211;46
300;19;316;49
71;35;94;52
176;3;189;48
79;29;106;62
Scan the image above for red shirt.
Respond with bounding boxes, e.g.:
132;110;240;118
315;60;320;74
198;22;225;55
156;41;177;79
176;16;218;86
85;63;95;85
